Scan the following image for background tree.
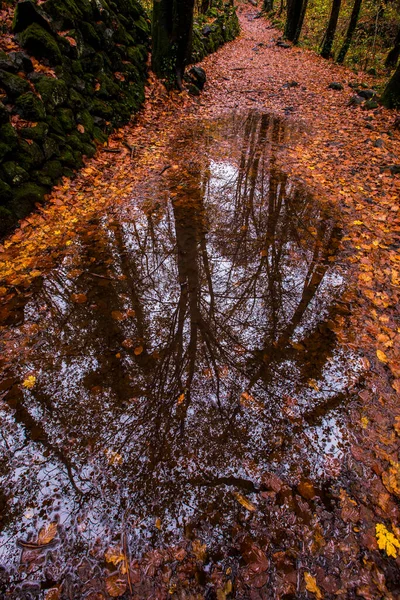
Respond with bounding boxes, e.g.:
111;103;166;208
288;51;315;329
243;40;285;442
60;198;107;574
321;0;342;58
285;0;308;42
336;0;362;63
152;0;196;88
381;59;400;107
385;27;400;68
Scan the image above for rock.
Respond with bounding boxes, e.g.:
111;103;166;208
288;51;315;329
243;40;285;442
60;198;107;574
0;179;12;204
14;139;45;169
373;138;384;148
367;67;377;76
0;102;10;124
34;76;68;109
15;92;47;120
19;23;62;66
389;165;400;175
276;41;291;48
56;108;76;132
364;99;378;110
1;161;30;186
20;122;49;142
0;51;16;72
12;0;52;34
0;123;18;149
0;142;11;162
0;70;30;98
41;159;63;182
189;66;206;90
283;80;298;88
9;52;34;73
328;82;343;91
356;89;376;100
347;94;364;107
11;183;47;218
202;25;213;36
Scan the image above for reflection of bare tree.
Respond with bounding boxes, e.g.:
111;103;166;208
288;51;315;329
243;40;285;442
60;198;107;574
0;112;356;578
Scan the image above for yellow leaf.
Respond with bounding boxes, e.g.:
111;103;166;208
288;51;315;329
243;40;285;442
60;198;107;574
352;220;364;225
155;517;162;530
304;572;322;599
134;345;143;356
105;546;124;566
23;375;36;389
233;492;256;512
361;416;369;429
105;450;123;465
177;393;185;404
376;349;388;363
38;522;58;545
111;311;125;321
376;523;400;558
192;538;207;562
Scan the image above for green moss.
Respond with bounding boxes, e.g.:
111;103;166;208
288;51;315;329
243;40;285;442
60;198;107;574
0;142;11;162
20;122;49;142
69;87;86;108
89;99;114;119
0;179;12;204
0;123;18;148
59;146;77;167
0;206;14;237
19;23;62;65
0;102;9;124
10;182;47;219
34;77;68;109
1;161;30;186
81;142;96;157
93;126;108;144
76;109;94;134
56;108;76;132
14;139;45;169
15;92;46;120
41;159;63;181
0;69;30;98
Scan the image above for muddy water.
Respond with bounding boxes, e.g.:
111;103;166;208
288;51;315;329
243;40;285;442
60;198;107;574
0;113;364;598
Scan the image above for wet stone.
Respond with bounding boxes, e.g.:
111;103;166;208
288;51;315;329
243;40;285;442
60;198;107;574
0;111;365;596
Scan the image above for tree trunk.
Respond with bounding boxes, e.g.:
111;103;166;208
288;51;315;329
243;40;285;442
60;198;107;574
321;0;342;59
263;0;274;12
381;61;400;108
152;0;195;87
336;0;362;64
285;0;306;42
293;0;308;44
385;27;400;68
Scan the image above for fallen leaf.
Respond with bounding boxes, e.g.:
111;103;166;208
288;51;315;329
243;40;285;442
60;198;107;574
376;523;400;558
105;574;127;597
105;546;124;567
22;375;36;389
38;522;58;545
304;572;322;599
376;349;388;363
233;491;256;512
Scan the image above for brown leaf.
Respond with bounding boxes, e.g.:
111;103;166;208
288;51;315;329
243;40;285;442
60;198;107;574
105;574;127;597
38;522;58;545
71;293;87;304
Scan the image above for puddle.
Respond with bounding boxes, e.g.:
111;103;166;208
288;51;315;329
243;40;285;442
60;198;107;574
0;112;364;596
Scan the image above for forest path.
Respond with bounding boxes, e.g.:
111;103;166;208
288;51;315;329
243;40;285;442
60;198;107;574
0;4;400;599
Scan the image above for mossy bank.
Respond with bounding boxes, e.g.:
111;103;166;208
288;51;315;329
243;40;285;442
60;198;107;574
0;0;239;237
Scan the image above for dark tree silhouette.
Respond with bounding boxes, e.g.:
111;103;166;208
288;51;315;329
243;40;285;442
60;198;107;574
285;0;308;43
381;60;400;108
336;0;362;63
152;0;195;88
385;27;400;68
321;0;342;59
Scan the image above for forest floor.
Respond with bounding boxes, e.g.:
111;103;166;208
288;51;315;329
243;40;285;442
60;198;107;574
1;2;400;599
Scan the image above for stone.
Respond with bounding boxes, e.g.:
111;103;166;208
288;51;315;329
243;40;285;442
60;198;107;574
348;94;364;107
56;108;76;132
276;41;291;48
0;51;16;72
0;102;10;124
20;122;49;142
14;139;45;169
34;76;68;109
1;161;30;186
9;52;34;73
0;69;30;98
15;92;46;120
0;207;14;237
364;99;378;110
0;179;12;204
0;123;18;149
202;25;213;36
328;82;343;91
12;0;52;34
0;142;11;162
189;66;206;90
374;138;384;148
41;159;63;181
11;182;47;218
390;165;400;175
357;89;376;100
19;23;62;66
89;99;114;119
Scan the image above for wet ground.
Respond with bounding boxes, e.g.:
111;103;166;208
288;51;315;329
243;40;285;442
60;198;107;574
0;111;376;598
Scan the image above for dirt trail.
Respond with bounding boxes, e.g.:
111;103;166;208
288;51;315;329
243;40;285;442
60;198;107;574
0;4;400;599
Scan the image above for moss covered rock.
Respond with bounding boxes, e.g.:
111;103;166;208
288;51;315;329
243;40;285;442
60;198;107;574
56;108;76;132
14;139;45;169
0;102;10;124
34;76;68;109
0;207;14;237
0;69;30;98
1;161;30;186
11;182;47;219
15;92;46;120
0;123;18;149
19;23;62;65
0;179;13;204
0;142;11;162
20;122;49;142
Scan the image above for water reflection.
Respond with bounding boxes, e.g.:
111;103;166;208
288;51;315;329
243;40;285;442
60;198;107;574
0;112;362;594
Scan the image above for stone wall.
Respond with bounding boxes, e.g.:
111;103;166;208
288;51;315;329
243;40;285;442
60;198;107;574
0;0;150;236
192;3;240;63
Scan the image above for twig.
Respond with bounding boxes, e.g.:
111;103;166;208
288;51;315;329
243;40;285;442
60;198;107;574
122;531;133;595
159;164;172;175
88;272;117;281
122;141;136;159
17;540;56;550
